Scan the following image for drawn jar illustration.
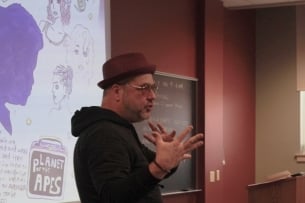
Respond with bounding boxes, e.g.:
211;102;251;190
27;137;67;200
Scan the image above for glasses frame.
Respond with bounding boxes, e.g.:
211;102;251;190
127;83;158;94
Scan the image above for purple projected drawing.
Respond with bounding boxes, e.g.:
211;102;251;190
0;4;43;135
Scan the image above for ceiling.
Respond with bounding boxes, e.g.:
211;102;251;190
221;0;305;9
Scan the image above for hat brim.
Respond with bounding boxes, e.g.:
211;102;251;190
97;65;156;89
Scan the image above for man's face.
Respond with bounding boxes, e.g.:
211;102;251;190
121;74;157;122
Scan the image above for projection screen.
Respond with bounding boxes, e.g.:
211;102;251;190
0;0;108;202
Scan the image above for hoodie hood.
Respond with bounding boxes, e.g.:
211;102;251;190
71;106;132;137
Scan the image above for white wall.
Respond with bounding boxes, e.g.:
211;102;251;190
256;6;305;182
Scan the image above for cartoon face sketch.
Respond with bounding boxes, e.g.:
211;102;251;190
66;24;94;84
40;0;71;46
47;0;71;25
51;65;73;109
74;0;87;12
0;4;43;135
49;0;61;19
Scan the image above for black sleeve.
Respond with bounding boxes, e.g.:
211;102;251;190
86;128;161;202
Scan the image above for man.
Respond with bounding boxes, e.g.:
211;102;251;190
72;53;204;203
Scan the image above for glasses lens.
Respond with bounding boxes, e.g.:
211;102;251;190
128;83;158;94
142;84;158;93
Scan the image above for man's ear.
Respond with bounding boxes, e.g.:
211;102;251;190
111;84;123;102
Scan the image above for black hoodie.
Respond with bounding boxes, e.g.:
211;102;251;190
71;106;164;203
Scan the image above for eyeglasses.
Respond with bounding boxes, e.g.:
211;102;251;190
127;83;158;94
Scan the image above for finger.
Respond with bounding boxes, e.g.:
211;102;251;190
180;153;192;161
143;133;156;144
183;134;204;152
163;130;176;142
151;131;163;144
156;123;165;133
176;125;193;142
169;130;176;138
185;141;204;153
148;121;158;131
188;133;204;144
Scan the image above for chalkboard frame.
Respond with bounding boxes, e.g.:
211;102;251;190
133;71;200;194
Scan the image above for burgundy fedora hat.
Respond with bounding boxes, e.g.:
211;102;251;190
98;52;156;89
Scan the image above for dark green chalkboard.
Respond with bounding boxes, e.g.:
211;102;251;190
133;71;198;194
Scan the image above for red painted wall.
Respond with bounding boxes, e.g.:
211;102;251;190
110;0;197;78
223;9;256;203
110;0;255;203
204;1;225;203
204;0;255;203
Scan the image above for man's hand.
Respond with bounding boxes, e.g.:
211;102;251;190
146;124;204;178
144;121;175;142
